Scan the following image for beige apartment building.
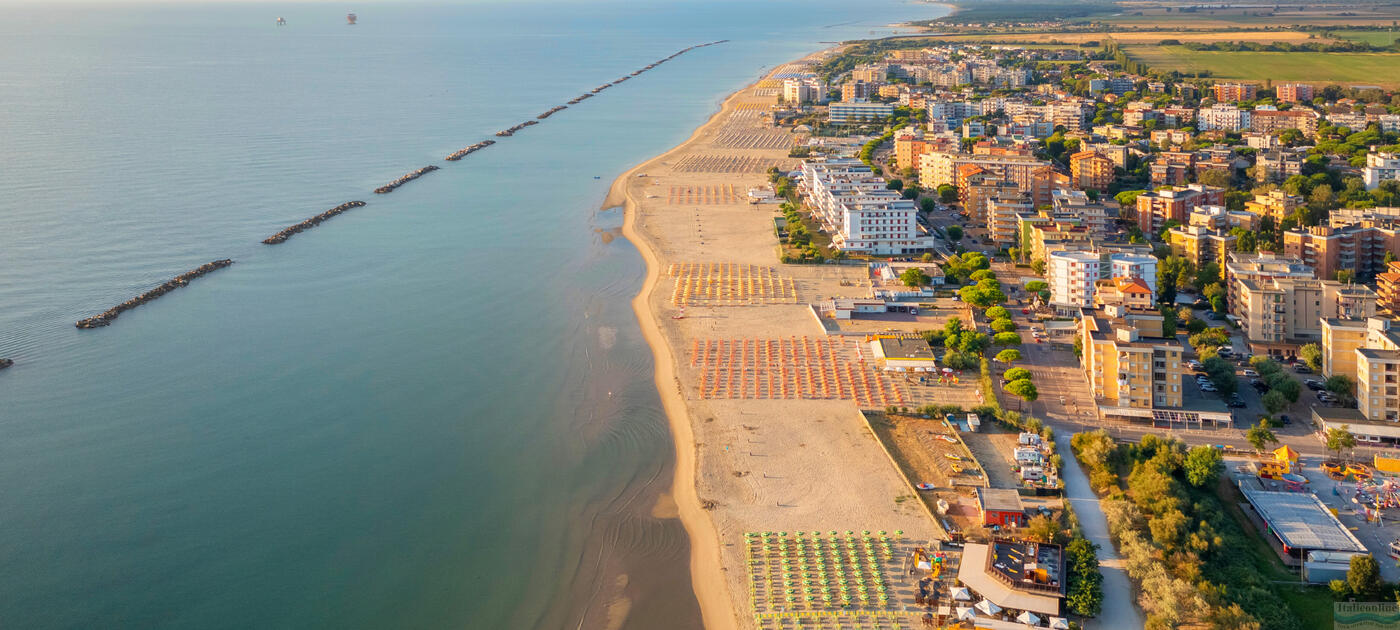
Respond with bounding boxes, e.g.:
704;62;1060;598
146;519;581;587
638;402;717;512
1243;190;1303;223
1078;306;1185;410
1235;277;1377;356
1320;317;1400;423
1167;224;1236;270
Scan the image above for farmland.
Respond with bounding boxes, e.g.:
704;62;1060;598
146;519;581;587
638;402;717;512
1124;45;1400;87
1329;29;1400;46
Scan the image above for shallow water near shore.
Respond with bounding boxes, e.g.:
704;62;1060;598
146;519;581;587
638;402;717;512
0;1;945;627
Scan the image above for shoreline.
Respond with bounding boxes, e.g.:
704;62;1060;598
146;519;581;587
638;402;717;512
606;85;748;630
608;48;941;630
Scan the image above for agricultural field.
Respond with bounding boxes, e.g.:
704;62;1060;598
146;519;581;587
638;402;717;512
929;30;1321;45
1125;44;1400;87
1098;3;1400;27
1330;29;1400;46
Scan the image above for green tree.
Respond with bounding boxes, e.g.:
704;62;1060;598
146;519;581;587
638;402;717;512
1261;390;1288;415
899;267;930;287
1246;422;1278;453
1183;446;1223;487
985;306;1011;320
969;269;997;282
1030;259;1046;275
1065;537;1104;617
1336;269;1354;284
1326;426;1357;462
946;225;964;241
1348;555;1382;598
1005;378;1038;403
1025;280;1048;292
991;318;1017;333
1299;343;1323;371
919;197;937;213
1326;374;1356;404
1026;514;1060;543
1004;367;1032;381
938;184;957;203
995;348;1022;364
993;332;1023;346
942;349;977;370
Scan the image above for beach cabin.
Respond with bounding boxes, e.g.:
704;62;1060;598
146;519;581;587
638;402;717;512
870;336;939;370
976;487;1026;528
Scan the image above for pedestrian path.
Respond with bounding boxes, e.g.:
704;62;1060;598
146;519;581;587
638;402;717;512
1055;434;1144;630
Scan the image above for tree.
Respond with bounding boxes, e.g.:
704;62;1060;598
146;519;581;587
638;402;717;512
1299;343;1323;371
1348;555;1382;598
942;349;977;370
993;332;1023;346
938;184;958;203
946;225;963;241
1065;537;1104;617
1025;280;1047;292
1326;374;1356;404
899;267;930;287
1261;390;1288;415
1183;446;1223;487
1004;367;1032;381
995;348;1022;364
1336;269;1354;284
1005;378;1038;403
991;318;1017;333
1026;514;1060;543
969;269;997;282
1246;422;1278;453
1031;259;1046;275
919;197;936;213
985;306;1010;321
1326;426;1357;462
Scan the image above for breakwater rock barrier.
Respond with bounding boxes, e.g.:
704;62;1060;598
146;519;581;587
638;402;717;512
76;259;234;329
374;165;439;194
263;201;367;245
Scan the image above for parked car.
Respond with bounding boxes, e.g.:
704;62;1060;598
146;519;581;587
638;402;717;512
1242;369;1258;377
1305;379;1325;390
1201;384;1218;392
1278;414;1292;425
1294;364;1313;373
1228;397;1246;408
1217;346;1234;357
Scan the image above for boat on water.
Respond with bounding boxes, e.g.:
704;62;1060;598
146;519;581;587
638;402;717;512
915;483;935;491
276;16;286;26
347;12;357;25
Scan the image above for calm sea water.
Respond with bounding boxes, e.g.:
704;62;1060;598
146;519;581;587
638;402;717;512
0;2;945;628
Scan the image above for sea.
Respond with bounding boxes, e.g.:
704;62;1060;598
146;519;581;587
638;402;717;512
0;1;947;628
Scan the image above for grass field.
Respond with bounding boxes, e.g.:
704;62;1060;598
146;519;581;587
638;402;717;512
1126;45;1400;86
1331;29;1400;46
929;30;1319;45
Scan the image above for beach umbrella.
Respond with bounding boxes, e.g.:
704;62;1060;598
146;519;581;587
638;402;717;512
956;606;976;621
951;586;972;601
975;599;1002;616
1016;611;1040;626
1050;617;1070;630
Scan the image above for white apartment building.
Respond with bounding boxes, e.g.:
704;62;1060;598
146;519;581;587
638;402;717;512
1197;104;1251;132
800;159;932;255
1048;250;1102;309
1363;152;1400;191
1109;254;1158;302
782;77;827;105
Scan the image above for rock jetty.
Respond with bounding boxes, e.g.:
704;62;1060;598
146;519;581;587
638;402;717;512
0;358;13;370
262;201;367;245
536;105;567;120
374;165;439;194
76;259;234;329
446;140;495;162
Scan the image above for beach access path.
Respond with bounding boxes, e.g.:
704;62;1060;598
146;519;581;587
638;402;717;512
1056;434;1144;630
607;54;942;629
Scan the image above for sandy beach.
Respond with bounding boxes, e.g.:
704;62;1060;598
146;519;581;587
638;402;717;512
606;55;942;629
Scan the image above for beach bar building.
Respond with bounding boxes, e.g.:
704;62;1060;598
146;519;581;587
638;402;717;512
1239;484;1368;582
976;487;1026;528
869;336;938;371
955;540;1066;618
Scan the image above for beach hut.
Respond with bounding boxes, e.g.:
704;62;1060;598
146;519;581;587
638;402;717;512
1049;617;1070;630
955;606;976;621
1016;611;1040;626
951;586;972;601
975;599;1003;616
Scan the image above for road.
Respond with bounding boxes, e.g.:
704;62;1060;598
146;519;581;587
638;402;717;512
1056;434;1145;630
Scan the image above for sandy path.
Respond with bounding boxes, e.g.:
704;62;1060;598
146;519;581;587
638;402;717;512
607;54;942;630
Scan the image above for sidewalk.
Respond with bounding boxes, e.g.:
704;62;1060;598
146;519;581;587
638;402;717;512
1055;434;1144;630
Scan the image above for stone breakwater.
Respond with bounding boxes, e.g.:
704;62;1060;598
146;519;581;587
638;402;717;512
262;201;367;245
536;105;567;120
445;140;495;162
75;259;235;328
0;358;13;370
374;165;440;194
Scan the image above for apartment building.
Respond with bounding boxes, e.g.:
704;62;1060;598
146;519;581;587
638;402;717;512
828;100;895;124
1363;151;1400;190
1378;261;1400;313
1212;83;1258;102
1078;308;1186;411
1187;204;1256;232
893;129;954;172
1283;223;1400;281
782;78;827;105
1135;184;1225;234
1358;348;1400;422
986;193;1033;248
1069;150;1115;191
1168;224;1237;270
842;80;874;102
1250;109;1319;137
1254;150;1304;182
1224;251;1316;312
960;169;1021;224
1276;83;1315;103
920;151;1056;208
1197;104;1250;131
1243;190;1304;222
1150;151;1195;187
1052;188;1115;237
1094;277;1156;310
1048;250;1101;309
800;158;932;255
1235;278;1377;355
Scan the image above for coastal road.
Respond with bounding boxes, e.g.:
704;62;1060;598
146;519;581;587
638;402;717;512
1056;434;1145;630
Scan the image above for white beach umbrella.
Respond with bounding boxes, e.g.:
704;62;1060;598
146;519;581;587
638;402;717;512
975;599;1003;616
951;586;973;601
956;606;976;620
1050;617;1070;630
1016;611;1040;625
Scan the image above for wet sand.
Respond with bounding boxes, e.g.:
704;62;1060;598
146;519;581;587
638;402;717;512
606;53;941;629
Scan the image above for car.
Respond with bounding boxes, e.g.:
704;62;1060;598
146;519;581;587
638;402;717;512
1293;364;1313;373
1318;392;1336;402
1305;379;1325;390
1201;384;1218;392
1242;369;1258;377
1208;311;1223;320
1228;398;1246;408
1278;414;1292;425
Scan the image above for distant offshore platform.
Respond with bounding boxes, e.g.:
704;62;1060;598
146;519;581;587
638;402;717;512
275;16;286;26
347;12;357;25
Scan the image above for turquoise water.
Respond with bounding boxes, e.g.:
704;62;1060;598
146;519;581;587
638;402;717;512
0;2;945;627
